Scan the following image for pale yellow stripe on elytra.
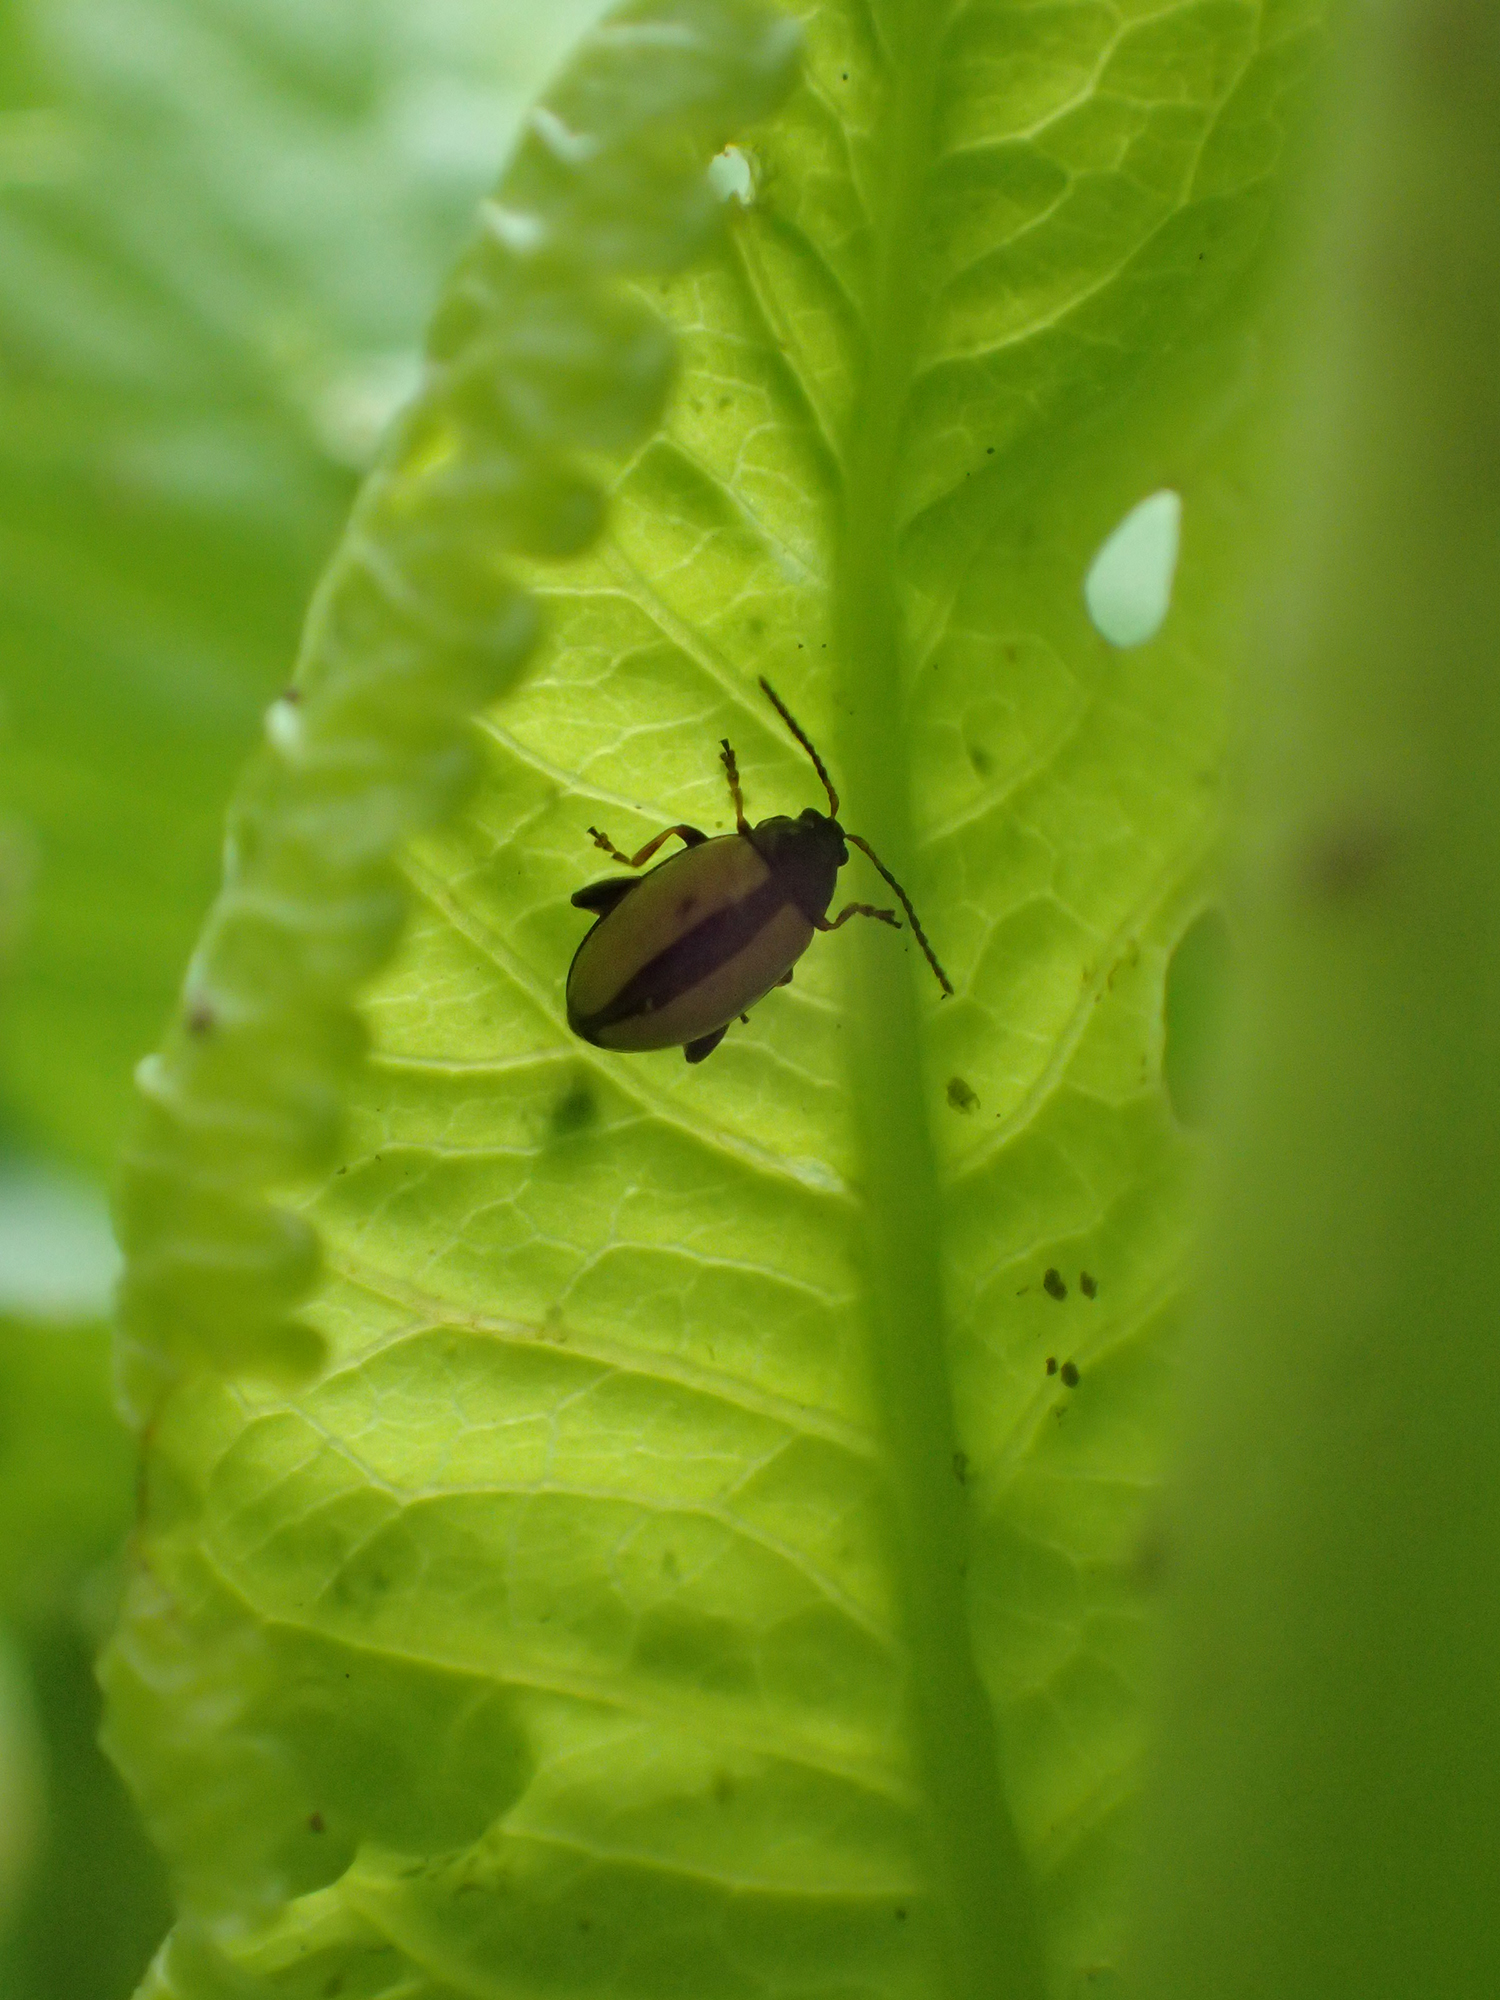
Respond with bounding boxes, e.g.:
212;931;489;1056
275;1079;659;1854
568;833;770;1018
597;897;813;1052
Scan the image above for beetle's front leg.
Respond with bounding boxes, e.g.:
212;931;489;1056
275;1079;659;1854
587;823;707;868
817;902;900;932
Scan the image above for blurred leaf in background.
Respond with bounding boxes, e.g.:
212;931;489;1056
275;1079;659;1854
0;1;605;1993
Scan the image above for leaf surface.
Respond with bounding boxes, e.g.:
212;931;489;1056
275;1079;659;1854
102;3;1322;1996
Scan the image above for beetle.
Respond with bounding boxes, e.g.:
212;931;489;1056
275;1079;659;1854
565;678;952;1063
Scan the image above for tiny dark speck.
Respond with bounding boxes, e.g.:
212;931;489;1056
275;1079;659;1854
549;1078;598;1138
1060;1360;1080;1388
952;1450;969;1486
946;1075;979;1113
894;1907;908;1922
1045;1356;1058;1376
1298;808;1401;903
578;1917;592;1933
1080;1270;1098;1299
308;1811;325;1833
185;1001;215;1035
1043;1267;1067;1301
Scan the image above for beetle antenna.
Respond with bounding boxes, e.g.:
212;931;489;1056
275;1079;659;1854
758;678;840;817
846;834;954;996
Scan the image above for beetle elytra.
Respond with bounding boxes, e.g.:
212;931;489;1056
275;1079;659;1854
565;679;952;1063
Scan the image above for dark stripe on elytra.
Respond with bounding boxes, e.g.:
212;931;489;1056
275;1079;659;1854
583;872;790;1033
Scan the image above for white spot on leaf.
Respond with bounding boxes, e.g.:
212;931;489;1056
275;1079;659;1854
529;104;601;166
708;146;754;206
483;201;549;254
1084;489;1182;648
264;694;305;757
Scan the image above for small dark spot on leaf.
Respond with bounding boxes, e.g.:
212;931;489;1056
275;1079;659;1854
335;1165;348;1175
1060;1360;1080;1388
1080;1271;1097;1299
1043;1268;1067;1301
1134;1516;1173;1591
946;1075;979;1113
578;1916;592;1932
986;445;995;454
308;1811;325;1833
952;1451;969;1486
1297;806;1402;903
713;1770;735;1804
185;1000;215;1035
894;1907;908;1922
1046;1356;1058;1375
549;1077;598;1139
322;1977;344;1999
281;684;302;705
968;742;992;777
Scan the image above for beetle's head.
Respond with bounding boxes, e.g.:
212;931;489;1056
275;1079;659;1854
796;806;848;865
750;809;847;921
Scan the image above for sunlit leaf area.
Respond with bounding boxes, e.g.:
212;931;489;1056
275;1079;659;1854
6;1;1500;1998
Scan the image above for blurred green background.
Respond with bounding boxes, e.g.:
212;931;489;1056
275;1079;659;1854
0;2;600;1991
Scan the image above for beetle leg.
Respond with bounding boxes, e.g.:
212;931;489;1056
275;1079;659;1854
817;902;901;932
776;967;793;986
683;1025;729;1064
588;823;707;868
719;739;752;836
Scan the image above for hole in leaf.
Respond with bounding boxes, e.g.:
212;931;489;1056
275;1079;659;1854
1162;908;1233;1128
708;145;754;206
1084;488;1181;647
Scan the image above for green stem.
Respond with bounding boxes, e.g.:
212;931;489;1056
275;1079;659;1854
1134;2;1500;1993
834;7;1045;1996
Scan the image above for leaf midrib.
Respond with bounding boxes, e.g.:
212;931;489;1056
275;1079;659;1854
830;6;1048;1998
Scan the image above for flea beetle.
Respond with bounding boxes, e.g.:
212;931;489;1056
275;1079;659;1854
566;679;952;1063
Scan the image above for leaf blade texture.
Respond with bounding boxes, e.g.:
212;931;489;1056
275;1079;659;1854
101;2;1324;1996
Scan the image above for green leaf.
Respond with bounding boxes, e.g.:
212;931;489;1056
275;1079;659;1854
0;0;607;1174
1134;3;1500;1993
0;1317;172;2000
101;2;1323;1996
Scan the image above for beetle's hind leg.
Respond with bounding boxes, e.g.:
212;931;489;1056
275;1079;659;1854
587;823;707;868
719;739;751;835
818;902;901;932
